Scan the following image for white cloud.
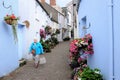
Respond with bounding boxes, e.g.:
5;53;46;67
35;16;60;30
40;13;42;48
46;0;72;7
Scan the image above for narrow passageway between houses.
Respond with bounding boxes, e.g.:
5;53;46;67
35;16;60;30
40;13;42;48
2;41;71;80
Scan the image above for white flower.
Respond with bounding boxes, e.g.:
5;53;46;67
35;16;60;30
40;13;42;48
95;71;100;74
78;77;81;80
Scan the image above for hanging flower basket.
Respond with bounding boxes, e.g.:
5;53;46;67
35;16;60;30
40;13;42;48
55;29;60;34
4;14;19;42
4;14;19;25
45;25;52;35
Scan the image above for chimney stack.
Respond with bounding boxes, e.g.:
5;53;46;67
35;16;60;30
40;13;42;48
50;0;56;6
40;0;45;3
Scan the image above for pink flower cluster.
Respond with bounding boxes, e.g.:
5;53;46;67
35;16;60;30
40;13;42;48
69;39;79;53
69;34;94;64
84;43;94;54
83;34;94;54
40;29;46;39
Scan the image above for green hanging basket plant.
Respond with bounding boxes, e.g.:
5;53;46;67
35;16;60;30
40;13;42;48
4;14;19;42
55;29;60;34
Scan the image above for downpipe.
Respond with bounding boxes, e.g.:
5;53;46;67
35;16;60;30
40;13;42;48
109;0;115;79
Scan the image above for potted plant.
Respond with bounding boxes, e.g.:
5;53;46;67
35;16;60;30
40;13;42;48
63;36;70;41
4;14;19;42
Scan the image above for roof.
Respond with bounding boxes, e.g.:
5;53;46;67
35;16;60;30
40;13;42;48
40;2;58;23
36;0;49;16
77;0;81;12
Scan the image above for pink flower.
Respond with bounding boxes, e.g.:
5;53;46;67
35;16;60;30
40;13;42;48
82;64;87;67
40;29;46;39
78;57;83;63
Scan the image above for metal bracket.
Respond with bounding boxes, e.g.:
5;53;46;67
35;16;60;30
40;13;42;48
83;23;91;29
2;1;13;14
2;1;12;9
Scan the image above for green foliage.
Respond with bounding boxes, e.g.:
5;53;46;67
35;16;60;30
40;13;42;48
63;36;70;41
55;29;60;34
51;37;59;45
40;39;51;53
78;67;103;80
51;33;56;37
45;25;52;35
40;37;59;53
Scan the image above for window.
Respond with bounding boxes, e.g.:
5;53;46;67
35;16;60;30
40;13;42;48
67;14;69;24
80;16;87;37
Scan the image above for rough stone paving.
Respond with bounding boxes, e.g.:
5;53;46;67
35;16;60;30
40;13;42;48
1;41;71;80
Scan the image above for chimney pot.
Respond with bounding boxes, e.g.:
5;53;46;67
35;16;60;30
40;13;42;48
50;0;56;6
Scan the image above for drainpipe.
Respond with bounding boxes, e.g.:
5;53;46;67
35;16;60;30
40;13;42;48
109;0;115;79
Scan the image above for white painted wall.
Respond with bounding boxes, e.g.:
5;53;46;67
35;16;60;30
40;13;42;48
18;0;51;59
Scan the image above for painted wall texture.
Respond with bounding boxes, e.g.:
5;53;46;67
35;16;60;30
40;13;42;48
0;0;19;77
78;0;120;80
113;0;120;79
18;0;51;59
78;0;120;79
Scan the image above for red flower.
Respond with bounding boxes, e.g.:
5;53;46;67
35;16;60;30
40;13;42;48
11;14;16;19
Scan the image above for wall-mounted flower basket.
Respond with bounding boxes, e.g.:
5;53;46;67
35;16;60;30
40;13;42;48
4;14;19;42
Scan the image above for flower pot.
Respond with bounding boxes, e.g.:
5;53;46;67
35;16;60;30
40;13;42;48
5;19;12;25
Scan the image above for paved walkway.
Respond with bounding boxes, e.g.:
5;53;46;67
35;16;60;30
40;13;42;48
2;41;71;80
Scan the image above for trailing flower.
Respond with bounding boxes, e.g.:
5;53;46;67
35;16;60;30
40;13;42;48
40;29;46;39
4;14;19;42
4;14;19;25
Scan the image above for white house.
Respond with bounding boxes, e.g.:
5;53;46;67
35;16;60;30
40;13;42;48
41;0;66;42
65;0;79;39
18;0;51;59
78;0;120;79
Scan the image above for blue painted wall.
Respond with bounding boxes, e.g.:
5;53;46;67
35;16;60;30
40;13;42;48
18;24;25;60
0;0;19;77
78;0;120;79
114;0;120;79
78;0;111;79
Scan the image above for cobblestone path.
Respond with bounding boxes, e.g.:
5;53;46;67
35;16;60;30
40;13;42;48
1;41;71;80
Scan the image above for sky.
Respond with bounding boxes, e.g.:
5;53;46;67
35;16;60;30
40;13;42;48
46;0;72;7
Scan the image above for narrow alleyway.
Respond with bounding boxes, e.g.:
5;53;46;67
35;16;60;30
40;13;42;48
2;41;71;80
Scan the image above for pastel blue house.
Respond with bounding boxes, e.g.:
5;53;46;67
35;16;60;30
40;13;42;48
78;0;120;80
0;0;25;77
